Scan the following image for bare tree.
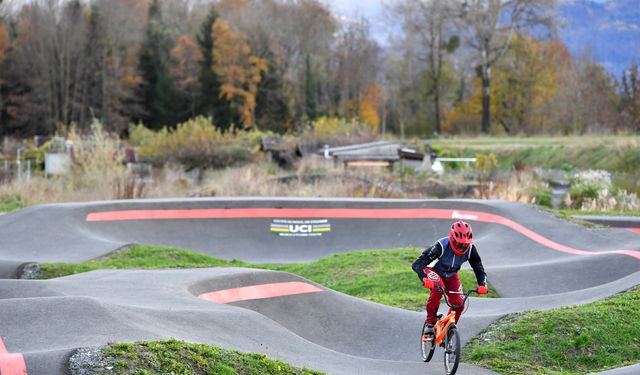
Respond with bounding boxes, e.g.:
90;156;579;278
552;52;617;134
458;0;557;133
332;18;380;118
392;0;458;134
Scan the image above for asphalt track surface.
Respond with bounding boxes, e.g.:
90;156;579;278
0;198;639;375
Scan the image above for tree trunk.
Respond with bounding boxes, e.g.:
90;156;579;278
434;83;441;135
481;66;491;133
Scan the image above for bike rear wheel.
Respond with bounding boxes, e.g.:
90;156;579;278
444;325;461;375
421;322;435;362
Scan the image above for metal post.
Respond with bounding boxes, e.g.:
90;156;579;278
17;147;23;181
26;160;31;180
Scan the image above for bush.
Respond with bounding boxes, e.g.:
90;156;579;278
69;120;145;200
569;184;600;208
299;117;378;151
566;169;640;211
130;117;262;172
533;191;552;208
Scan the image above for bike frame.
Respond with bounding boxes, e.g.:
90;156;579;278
431;287;477;345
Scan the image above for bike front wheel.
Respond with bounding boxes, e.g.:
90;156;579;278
421;322;435;362
444;325;461;375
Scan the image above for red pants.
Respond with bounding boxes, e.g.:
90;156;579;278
426;272;463;325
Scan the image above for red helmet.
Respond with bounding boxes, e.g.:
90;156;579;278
449;220;473;255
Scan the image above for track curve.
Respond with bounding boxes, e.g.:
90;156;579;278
0;198;639;374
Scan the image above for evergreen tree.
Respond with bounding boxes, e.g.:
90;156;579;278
255;46;290;133
196;7;233;128
137;0;186;129
83;6;105;125
304;54;317;120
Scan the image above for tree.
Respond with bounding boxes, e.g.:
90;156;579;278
551;53;617;134
491;35;570;134
333;18;380;120
196;6;230;125
304;54;317;120
621;63;640;132
137;0;186;129
255;43;290;133
458;0;557;133
212;19;267;129
82;6;106;126
0;22;8;124
170;34;203;118
393;0;458;134
358;83;383;132
0;22;7;63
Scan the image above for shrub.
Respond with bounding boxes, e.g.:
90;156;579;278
69;120;145;200
130;117;262;172
299;117;378;151
569;184;600;208
533;191;552;208
567;169;640;211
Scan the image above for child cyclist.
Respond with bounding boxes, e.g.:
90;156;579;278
412;220;488;333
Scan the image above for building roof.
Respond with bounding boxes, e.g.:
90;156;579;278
322;141;405;161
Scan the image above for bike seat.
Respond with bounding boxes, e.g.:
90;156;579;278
437;313;444;320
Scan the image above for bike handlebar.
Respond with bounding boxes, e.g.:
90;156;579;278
433;286;477;309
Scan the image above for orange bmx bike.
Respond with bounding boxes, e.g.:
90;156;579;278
420;285;478;375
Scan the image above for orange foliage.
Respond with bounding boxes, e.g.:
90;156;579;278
442;80;483;134
212;19;267;129
170;34;203;106
445;35;571;135
358;84;382;132
0;24;8;63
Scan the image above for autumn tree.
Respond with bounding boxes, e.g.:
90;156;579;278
212;19;267;129
358;84;383;132
170;34;203;118
458;0;558;133
491;35;570;134
0;22;6;63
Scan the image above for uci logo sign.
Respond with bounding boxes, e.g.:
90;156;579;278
289;224;313;233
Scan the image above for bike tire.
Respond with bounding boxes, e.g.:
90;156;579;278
444;325;461;375
421;322;435;362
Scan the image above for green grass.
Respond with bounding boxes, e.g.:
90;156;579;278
0;194;29;212
430;136;640;175
559;209;640;217
463;287;640;374
37;245;497;311
96;338;323;374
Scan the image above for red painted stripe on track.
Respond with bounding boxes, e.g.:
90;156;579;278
86;207;640;260
0;337;28;375
198;281;323;304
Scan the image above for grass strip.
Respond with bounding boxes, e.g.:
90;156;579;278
463;287;640;374
37;245;497;311
95;338;323;374
0;194;29;212
559;209;640;217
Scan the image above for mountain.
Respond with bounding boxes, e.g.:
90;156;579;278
559;0;640;75
326;0;640;76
